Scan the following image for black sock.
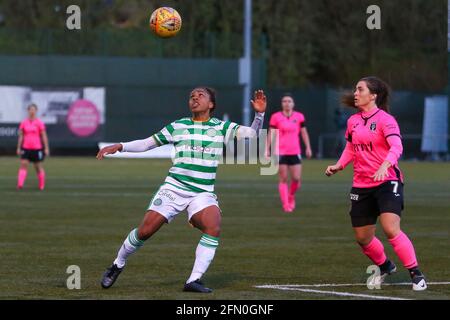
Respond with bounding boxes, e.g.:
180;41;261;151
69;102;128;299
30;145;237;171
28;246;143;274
378;259;391;272
408;267;422;278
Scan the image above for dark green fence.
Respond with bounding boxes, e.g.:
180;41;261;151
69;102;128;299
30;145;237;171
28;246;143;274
0;28;268;59
0;54;443;159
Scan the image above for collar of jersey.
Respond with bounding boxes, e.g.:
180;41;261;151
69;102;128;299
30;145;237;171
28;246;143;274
361;106;380;119
191;117;211;124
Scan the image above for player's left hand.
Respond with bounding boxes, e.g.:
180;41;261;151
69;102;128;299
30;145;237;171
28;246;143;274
44;148;50;156
251;90;267;113
305;147;312;159
97;143;122;160
372;161;391;181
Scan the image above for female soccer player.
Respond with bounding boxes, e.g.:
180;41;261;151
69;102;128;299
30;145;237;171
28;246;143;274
325;76;427;291
97;88;266;293
267;94;312;212
16;104;49;190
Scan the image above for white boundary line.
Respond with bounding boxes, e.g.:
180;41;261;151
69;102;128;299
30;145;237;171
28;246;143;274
255;285;410;300
255;282;450;300
257;281;450;288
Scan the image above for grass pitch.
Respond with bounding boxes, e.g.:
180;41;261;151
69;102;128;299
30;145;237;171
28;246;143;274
0;156;449;300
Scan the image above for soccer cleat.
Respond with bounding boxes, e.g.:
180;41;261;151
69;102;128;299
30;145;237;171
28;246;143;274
183;279;213;293
282;203;293;213
282;206;293;213
101;264;123;289
371;260;397;287
410;269;427;291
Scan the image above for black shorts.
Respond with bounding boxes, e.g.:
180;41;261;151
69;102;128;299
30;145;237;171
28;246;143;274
349;181;404;227
278;154;302;165
20;149;45;163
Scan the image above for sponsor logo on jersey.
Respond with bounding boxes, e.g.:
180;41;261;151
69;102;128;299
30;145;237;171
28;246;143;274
181;144;213;154
353;141;373;152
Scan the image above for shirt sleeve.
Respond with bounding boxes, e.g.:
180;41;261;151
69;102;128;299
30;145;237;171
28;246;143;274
152;123;175;146
19;121;24;130
269;114;278;128
223;121;240;144
300;113;306;128
385;135;403;166
381;116;401;139
39;120;46;133
337;141;354;169
345;120;352;142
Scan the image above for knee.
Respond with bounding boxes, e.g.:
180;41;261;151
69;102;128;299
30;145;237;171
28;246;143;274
137;228;149;241
203;225;221;238
291;176;301;183
355;235;373;247
279;176;288;183
384;227;400;240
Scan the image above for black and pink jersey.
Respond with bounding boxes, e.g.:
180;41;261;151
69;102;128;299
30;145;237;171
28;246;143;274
338;107;404;188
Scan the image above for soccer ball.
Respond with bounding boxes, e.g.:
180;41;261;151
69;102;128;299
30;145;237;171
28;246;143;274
149;7;182;38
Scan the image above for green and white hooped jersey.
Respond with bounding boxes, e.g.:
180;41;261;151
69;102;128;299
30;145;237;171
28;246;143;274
152;117;240;193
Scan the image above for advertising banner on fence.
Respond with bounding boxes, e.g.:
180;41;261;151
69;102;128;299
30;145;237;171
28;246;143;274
0;86;105;148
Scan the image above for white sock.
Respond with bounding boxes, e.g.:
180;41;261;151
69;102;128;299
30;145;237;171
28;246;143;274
186;234;219;284
113;228;145;268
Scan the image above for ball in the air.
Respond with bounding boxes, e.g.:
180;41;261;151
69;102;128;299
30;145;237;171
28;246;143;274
149;7;182;38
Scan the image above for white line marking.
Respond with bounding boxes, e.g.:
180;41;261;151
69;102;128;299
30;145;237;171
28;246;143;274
256;285;410;300
257;282;450;288
255;282;450;300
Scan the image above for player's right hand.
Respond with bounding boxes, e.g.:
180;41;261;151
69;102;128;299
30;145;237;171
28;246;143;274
325;164;342;176
96;144;122;160
16;148;21;156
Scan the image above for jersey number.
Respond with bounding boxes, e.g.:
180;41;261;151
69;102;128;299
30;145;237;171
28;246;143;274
391;181;399;193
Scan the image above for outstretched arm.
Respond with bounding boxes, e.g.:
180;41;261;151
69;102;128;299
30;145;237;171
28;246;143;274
236;90;267;140
96;136;158;160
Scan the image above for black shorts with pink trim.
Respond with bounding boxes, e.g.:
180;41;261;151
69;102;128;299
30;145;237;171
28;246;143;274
349;180;404;227
20;148;45;163
278;154;302;165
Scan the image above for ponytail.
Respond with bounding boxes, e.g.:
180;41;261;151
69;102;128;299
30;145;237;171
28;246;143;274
341;76;391;113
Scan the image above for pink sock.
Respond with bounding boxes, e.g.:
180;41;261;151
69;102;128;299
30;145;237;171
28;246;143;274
289;181;300;196
38;170;46;190
278;183;289;207
388;231;418;269
360;237;387;266
17;168;27;188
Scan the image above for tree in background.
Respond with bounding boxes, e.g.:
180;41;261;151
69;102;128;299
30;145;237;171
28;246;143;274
0;0;446;91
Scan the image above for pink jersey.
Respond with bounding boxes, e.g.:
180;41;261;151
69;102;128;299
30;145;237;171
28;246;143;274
269;111;306;155
19;118;46;150
338;107;404;188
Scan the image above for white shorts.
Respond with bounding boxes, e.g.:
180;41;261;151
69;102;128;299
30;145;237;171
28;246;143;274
147;184;220;223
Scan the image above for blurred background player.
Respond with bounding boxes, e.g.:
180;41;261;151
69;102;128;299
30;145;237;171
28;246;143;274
267;93;312;213
16;104;49;190
325;76;427;291
97;88;266;293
